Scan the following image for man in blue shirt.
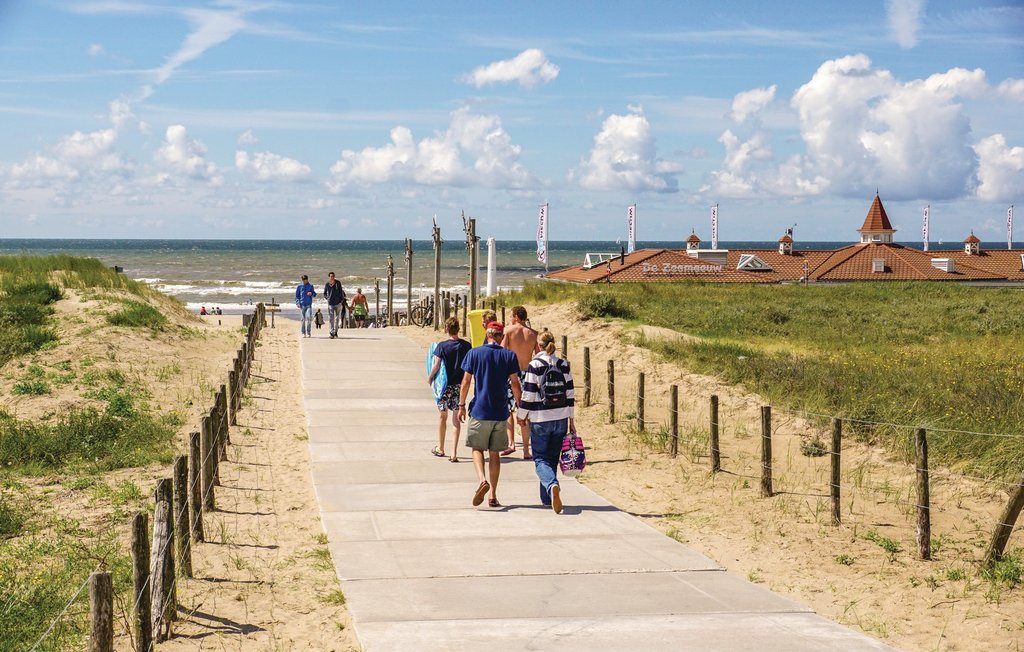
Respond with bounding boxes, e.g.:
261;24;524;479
294;274;316;337
459;321;521;508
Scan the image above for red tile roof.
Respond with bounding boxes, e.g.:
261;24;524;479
686;233;702;243
964;233;981;244
859;194;895;233
778;234;793;243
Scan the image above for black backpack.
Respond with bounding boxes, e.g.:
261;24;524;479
537;359;568;408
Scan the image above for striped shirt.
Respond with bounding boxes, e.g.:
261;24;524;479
517;352;575;423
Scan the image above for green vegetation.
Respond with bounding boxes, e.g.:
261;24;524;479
514;281;1024;475
107;299;168;329
0;280;60;367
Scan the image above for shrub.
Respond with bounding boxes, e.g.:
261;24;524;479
11;379;50;396
800;437;829;457
107;300;167;329
576;294;634;319
0;493;25;538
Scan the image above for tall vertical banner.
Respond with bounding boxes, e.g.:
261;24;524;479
627;204;636;254
922;205;929;252
537;203;549;267
1009;205;1015;250
711;204;719;250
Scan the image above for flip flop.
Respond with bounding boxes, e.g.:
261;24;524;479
431;446;445;457
488;498;502;508
499;446;516;456
449;457;459;463
472;481;490;506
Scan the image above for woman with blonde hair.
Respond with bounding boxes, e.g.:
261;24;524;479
516;328;575;514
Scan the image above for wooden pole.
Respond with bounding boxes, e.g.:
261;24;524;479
173;455;192;578
150;479;175;642
88;571;113;652
607;359;615;423
561;335;568;359
986;470;1024;565
131;512;152;652
433;225;442;330
760;405;772;498
374;278;381;327
219;384;230;451
670;385;678;458
188;431;204;542
386;255;395;326
201;416;215;510
583;347;591;407
405;238;414;325
710;395;720;472
501;304;506;324
831;418;842;526
461;294;468;336
636;372;645;432
915;428;931;560
227;369;237;426
468;218;479;310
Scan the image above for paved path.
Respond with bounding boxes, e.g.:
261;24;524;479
302;328;893;651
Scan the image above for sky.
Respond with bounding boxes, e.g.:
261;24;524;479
0;0;1021;243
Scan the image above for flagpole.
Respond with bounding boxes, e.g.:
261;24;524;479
1009;205;1015;251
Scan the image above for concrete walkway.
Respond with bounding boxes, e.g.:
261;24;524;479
302;328;892;651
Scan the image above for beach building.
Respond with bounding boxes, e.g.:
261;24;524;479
546;194;1024;284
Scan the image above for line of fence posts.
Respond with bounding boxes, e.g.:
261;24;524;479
86;303;266;651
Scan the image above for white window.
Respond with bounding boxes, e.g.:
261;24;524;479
872;258;885;273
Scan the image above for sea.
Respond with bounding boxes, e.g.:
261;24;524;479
0;239;1000;315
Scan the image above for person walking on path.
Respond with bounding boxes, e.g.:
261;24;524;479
324;272;347;338
314;308;325;330
459;321;521;508
295;274;316;337
429;317;471;462
351;288;369;328
501;305;539;459
517;329;575;514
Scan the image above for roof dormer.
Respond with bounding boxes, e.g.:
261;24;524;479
858;193;896;244
778;231;793;255
964;232;981;255
686;231;701;252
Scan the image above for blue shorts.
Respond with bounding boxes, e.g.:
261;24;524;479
436;385;460;412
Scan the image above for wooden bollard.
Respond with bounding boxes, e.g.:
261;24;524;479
501;304;506;324
987;470;1024;565
915;428;931;560
131;513;152;652
636;372;645;432
760;405;772;498
831;418;842;526
462;295;468;336
669;385;678;458
583;347;591;407
219;384;230;448
88;571;113;652
710;395;720;472
188;432;204;542
150;479;175;641
561;335;568;359
173;455;192;578
607;360;615;423
201;416;216;508
228;369;237;426
490;299;496;311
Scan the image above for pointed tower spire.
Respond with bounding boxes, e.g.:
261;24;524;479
858;194;896;244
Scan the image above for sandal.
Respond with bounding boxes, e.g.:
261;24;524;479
499;446;516;456
449;456;459;463
472;481;490;506
431;446;445;457
488;498;502;508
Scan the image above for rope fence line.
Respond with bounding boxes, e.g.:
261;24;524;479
27;571;95;651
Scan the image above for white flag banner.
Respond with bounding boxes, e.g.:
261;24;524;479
1009;205;1014;250
711;204;719;250
627;205;636;254
922;205;929;251
537;203;548;265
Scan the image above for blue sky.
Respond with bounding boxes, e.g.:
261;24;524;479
0;0;1021;242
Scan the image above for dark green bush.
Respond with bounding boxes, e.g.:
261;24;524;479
107;300;167;329
576;294;634;319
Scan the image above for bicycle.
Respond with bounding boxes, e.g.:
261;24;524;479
409;299;434;327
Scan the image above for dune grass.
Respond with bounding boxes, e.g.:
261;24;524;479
514;281;1024;476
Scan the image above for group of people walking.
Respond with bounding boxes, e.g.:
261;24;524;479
428;306;575;512
294;273;370;337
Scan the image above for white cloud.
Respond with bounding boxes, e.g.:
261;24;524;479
87;43;103;56
235;150;312;182
463;48;559;89
886;0;926;49
4;127;130;187
997;79;1024;102
237;129;259;145
974;134;1024;202
327;107;531;191
570;106;679;193
730;85;776;123
154;125;221;184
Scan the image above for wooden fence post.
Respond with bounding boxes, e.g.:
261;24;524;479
583;347;591;408
636;372;645;432
670;385;679;458
227;369;237;426
760;405;773;498
201;416;215;510
188;432;204;543
831;418;842;526
131;512;152;652
88;571;113;652
219;384;230;450
607;360;615;423
173;455;192;578
560;335;568;359
501;304;506;324
915;428;931;560
710;395;721;473
986;470;1024;566
462;294;468;336
150;479;175;642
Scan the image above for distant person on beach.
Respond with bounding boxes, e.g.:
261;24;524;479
324;272;347;338
314;308;324;330
459;321;521;509
517;329;575;514
295;274;316;338
351;288;369;327
429;317;471;462
199;306;208;315
501;305;539;460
